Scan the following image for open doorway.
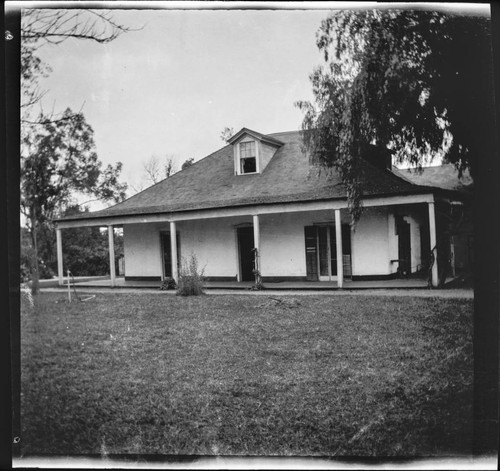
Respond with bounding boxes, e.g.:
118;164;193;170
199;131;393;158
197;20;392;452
395;216;411;277
304;224;352;281
160;231;180;279
237;226;254;282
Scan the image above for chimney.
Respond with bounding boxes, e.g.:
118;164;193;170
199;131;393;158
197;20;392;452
363;143;393;170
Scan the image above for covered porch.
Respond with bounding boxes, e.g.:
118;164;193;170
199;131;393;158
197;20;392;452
53;192;455;290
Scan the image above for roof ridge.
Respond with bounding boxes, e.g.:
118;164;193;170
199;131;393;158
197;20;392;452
390;166;415;184
267;130;301;137
401;163;457;171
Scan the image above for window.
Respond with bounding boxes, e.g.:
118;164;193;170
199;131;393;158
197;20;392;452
239;141;257;174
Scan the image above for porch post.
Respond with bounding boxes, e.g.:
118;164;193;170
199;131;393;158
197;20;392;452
56;227;64;287
335;209;343;288
253;214;260;273
170;221;178;283
450;236;456;277
108;225;116;287
428;201;439;287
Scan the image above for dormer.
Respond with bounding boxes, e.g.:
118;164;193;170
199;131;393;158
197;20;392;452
228;128;284;175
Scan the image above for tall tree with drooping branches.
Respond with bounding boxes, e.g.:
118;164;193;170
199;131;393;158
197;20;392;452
297;8;494;220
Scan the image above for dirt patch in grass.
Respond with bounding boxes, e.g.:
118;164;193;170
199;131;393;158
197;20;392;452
20;293;473;457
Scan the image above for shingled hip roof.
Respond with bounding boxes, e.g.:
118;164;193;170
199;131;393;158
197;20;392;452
57;130;461;223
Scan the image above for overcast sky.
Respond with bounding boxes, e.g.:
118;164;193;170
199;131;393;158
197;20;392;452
21;1;489;202
29;5;333;195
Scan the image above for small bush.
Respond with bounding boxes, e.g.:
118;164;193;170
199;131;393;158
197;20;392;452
176;254;205;296
160;277;177;290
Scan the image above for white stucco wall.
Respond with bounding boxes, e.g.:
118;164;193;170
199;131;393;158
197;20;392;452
122;207;425;280
259;213;307;277
124;219;243;279
123;223;163;277
351;207;391;276
176;218;241;278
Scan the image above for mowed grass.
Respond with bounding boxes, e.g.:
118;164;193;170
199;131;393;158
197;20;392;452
20;292;473;457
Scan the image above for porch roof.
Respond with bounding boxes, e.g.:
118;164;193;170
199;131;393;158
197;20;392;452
56;130;464;224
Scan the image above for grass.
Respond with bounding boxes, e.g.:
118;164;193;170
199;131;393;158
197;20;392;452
20;292;473;457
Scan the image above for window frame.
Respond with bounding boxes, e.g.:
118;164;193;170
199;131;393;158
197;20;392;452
236;139;259;175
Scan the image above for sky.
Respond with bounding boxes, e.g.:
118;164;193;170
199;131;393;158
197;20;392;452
26;4;333;198
17;1;489;205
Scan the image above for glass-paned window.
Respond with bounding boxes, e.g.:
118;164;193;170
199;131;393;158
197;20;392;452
241;157;256;173
240;141;255;158
239;141;257;173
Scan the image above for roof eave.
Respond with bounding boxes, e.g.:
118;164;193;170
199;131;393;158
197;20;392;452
55;187;451;225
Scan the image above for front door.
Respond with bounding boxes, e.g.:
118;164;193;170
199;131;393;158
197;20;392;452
305;226;319;281
317;225;332;281
160;232;180;279
237;226;255;282
396;217;411;276
305;225;351;280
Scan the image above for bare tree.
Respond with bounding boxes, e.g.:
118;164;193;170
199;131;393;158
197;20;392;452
220;126;234;143
164;156;176;178
143;154;178;185
22;9;131;44
129;155;178;194
21;9;139;121
143;155;162;185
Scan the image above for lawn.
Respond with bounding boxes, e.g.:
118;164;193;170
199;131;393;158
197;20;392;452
20;291;473;457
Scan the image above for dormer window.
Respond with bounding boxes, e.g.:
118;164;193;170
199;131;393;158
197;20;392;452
239;141;257;174
229;128;284;176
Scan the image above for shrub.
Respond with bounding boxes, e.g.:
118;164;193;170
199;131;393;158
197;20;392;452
160;277;177;290
176;254;205;296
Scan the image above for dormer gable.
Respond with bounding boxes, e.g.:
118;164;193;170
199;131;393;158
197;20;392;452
228;128;284;175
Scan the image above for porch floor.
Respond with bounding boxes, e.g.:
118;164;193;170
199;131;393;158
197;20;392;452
71;276;432;290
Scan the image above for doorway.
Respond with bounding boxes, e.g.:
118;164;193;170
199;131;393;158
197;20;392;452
237;226;255;282
304;225;352;281
160;231;180;279
396;217;411;276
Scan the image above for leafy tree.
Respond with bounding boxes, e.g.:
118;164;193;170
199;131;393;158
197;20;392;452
20;8;134;293
20;227;53;283
296;9;494;220
21;109;127;292
181;158;195;170
60;206;123;277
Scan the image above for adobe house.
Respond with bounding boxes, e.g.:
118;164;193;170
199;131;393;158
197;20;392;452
54;128;472;288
